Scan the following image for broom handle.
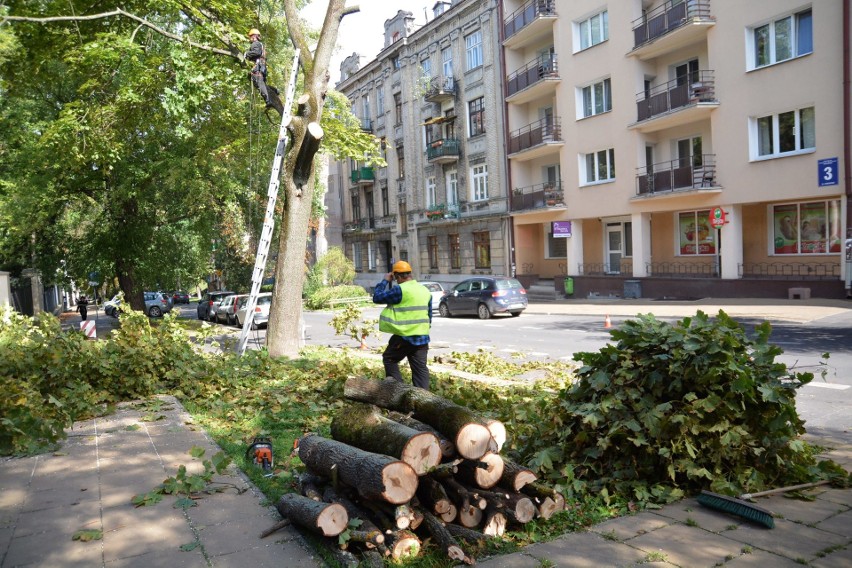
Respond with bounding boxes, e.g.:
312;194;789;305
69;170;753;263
739;480;831;500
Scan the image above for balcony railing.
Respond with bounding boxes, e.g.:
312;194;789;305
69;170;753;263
350;166;375;184
508;117;561;155
632;0;712;49
344;220;363;232
376;215;397;229
511;180;563;212
636;154;716;196
636;70;716;122
504;0;556;41
360;117;373;132
427;138;461;162
424;76;456;103
506;54;558;98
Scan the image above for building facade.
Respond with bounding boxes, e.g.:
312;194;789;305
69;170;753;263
331;0;511;290
503;0;850;298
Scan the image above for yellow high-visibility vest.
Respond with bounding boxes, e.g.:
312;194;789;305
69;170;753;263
379;280;431;336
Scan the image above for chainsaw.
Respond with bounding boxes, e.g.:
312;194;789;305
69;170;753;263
245;436;274;472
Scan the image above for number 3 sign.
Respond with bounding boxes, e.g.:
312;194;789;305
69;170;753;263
818;157;838;187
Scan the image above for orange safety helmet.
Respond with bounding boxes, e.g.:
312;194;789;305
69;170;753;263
392;260;412;274
248;28;261;37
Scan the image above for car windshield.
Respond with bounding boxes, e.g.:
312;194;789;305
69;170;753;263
423;283;442;292
495;278;524;290
257;296;272;306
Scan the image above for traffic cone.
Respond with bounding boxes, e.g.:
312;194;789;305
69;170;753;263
604;315;612;329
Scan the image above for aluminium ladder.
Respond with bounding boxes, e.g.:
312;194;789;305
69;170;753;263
237;49;300;355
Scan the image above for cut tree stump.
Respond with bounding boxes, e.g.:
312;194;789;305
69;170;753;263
344;377;497;460
331;403;441;475
298;434;418;505
275;493;348;537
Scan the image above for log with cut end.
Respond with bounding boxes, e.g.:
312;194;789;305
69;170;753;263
344;377;494;460
499;459;538;492
521;481;566;517
321;487;385;549
416;476;453;515
297;434;418;505
385;529;421;560
457;503;483;528
486;419;507;452
275;493;348;537
298;471;325;501
421;510;470;564
331;403;441;475
482;507;507;536
475;488;536;524
439;502;458;523
457;452;504;489
387;411;456;458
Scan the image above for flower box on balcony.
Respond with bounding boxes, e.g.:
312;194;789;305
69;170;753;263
425;204;446;220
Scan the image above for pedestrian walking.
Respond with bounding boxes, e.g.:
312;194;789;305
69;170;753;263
373;261;433;390
76;295;89;321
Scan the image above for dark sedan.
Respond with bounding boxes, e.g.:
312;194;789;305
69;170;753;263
438;277;527;319
172;290;190;304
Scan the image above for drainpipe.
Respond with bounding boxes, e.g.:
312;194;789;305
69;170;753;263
497;0;516;277
844;0;852;295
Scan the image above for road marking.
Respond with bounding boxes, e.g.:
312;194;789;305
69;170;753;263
520;326;544;330
804;382;850;390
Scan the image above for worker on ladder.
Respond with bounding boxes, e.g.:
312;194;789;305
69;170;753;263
245;28;277;108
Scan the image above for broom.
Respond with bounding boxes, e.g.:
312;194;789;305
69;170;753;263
697;480;831;529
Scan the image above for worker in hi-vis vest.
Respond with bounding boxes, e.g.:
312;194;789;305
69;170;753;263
373;260;433;390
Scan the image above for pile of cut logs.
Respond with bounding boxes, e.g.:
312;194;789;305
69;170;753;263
267;377;566;565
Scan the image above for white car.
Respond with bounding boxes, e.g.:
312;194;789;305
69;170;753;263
216;294;249;325
419;281;447;311
103;293;123;317
236;293;272;329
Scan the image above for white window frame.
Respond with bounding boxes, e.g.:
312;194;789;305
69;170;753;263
441;47;453;78
575;10;608;52
747;8;813;71
376;88;384;115
750;106;815;161
352;242;362;271
362;95;370;121
426;176;437;208
577;77;611;119
580;148;615;185
421;58;431;78
465;30;483;70
367;241;376;270
446;170;458;205
471;164;488;202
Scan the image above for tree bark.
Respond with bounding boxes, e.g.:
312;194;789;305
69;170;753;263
421;510;469;563
416;476;453;515
275;493;348;537
457;453;504;489
482;507;507;537
321;487;385;549
499;460;538;492
446;523;489;545
297;434;418;504
387;411;456;458
474;489;536;524
331;403;441;475
521;481;566;516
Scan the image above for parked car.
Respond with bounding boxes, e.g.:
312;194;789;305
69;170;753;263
104;293;122;317
236;293;272;329
438;277;527;319
419;281;447;311
216;294;249;325
144;291;173;317
171;290;190;304
197;291;235;320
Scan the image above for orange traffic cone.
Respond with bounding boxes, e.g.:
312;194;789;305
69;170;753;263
604;315;612;329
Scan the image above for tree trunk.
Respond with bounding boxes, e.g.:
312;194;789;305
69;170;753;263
385;530;421;560
297;434;418;504
520;481;566;516
446;523;489;545
331;403;441;475
474;489;536;524
275;493;348;537
416;476;453;515
457;452;504;489
421;510;469;563
387;411;456;458
321;486;385;550
344;376;495;460
499;460;538;492
482;507;507;537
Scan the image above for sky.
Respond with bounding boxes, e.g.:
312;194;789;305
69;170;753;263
299;1;433;82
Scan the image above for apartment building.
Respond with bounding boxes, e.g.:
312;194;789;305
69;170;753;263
331;0;511;290
504;0;850;299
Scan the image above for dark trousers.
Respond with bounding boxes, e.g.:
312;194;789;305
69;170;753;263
251;70;269;104
383;335;430;390
78;306;87;321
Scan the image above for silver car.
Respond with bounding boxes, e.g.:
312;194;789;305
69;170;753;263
143;291;173;318
236;293;272;329
216;294;249;325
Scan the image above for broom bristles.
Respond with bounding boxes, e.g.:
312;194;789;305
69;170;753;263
697;491;775;529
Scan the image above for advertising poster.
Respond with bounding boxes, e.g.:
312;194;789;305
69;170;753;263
679;211;716;255
829;200;843;253
773;204;799;254
799;202;826;254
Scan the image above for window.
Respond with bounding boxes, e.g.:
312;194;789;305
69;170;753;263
471;164;488;201
421;58;431;78
446;170;458;205
751;9;812;69
753;106;815;159
376;88;384;115
772;200;843;254
399;201;408;234
381;184;389;216
580;78;611;118
577;10;608;51
442;46;453;78
473;231;491;269
426;176;437;208
362;95;370;120
546;226;568;259
351;193;361;220
392;55;401;69
397;146;405;177
465;30;482;70
352;242;362;270
365;189;375;222
428;236;439;269
449;234;461;269
394;93;402;125
582;148;615;184
468;97;485;136
367;241;376;270
677;211;717;255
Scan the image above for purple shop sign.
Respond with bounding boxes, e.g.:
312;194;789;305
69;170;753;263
552;221;572;238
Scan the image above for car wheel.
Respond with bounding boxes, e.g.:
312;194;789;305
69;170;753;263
510;311;522;317
197;309;205;320
477;303;491;320
439;302;451;318
235;314;242;327
228;314;235;326
149;306;162;318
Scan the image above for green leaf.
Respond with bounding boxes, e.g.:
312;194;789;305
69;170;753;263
179;541;201;552
72;529;102;542
189;446;206;459
174;497;197;510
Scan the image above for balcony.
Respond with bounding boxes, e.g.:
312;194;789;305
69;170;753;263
511;180;564;212
635;154;719;197
360;117;373;132
427;138;461;164
375;215;397;230
633;71;717;132
630;0;714;60
503;0;557;50
350;166;375;185
344;220;363;233
424;76;456;103
508;117;563;161
424;203;461;222
506;54;559;104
